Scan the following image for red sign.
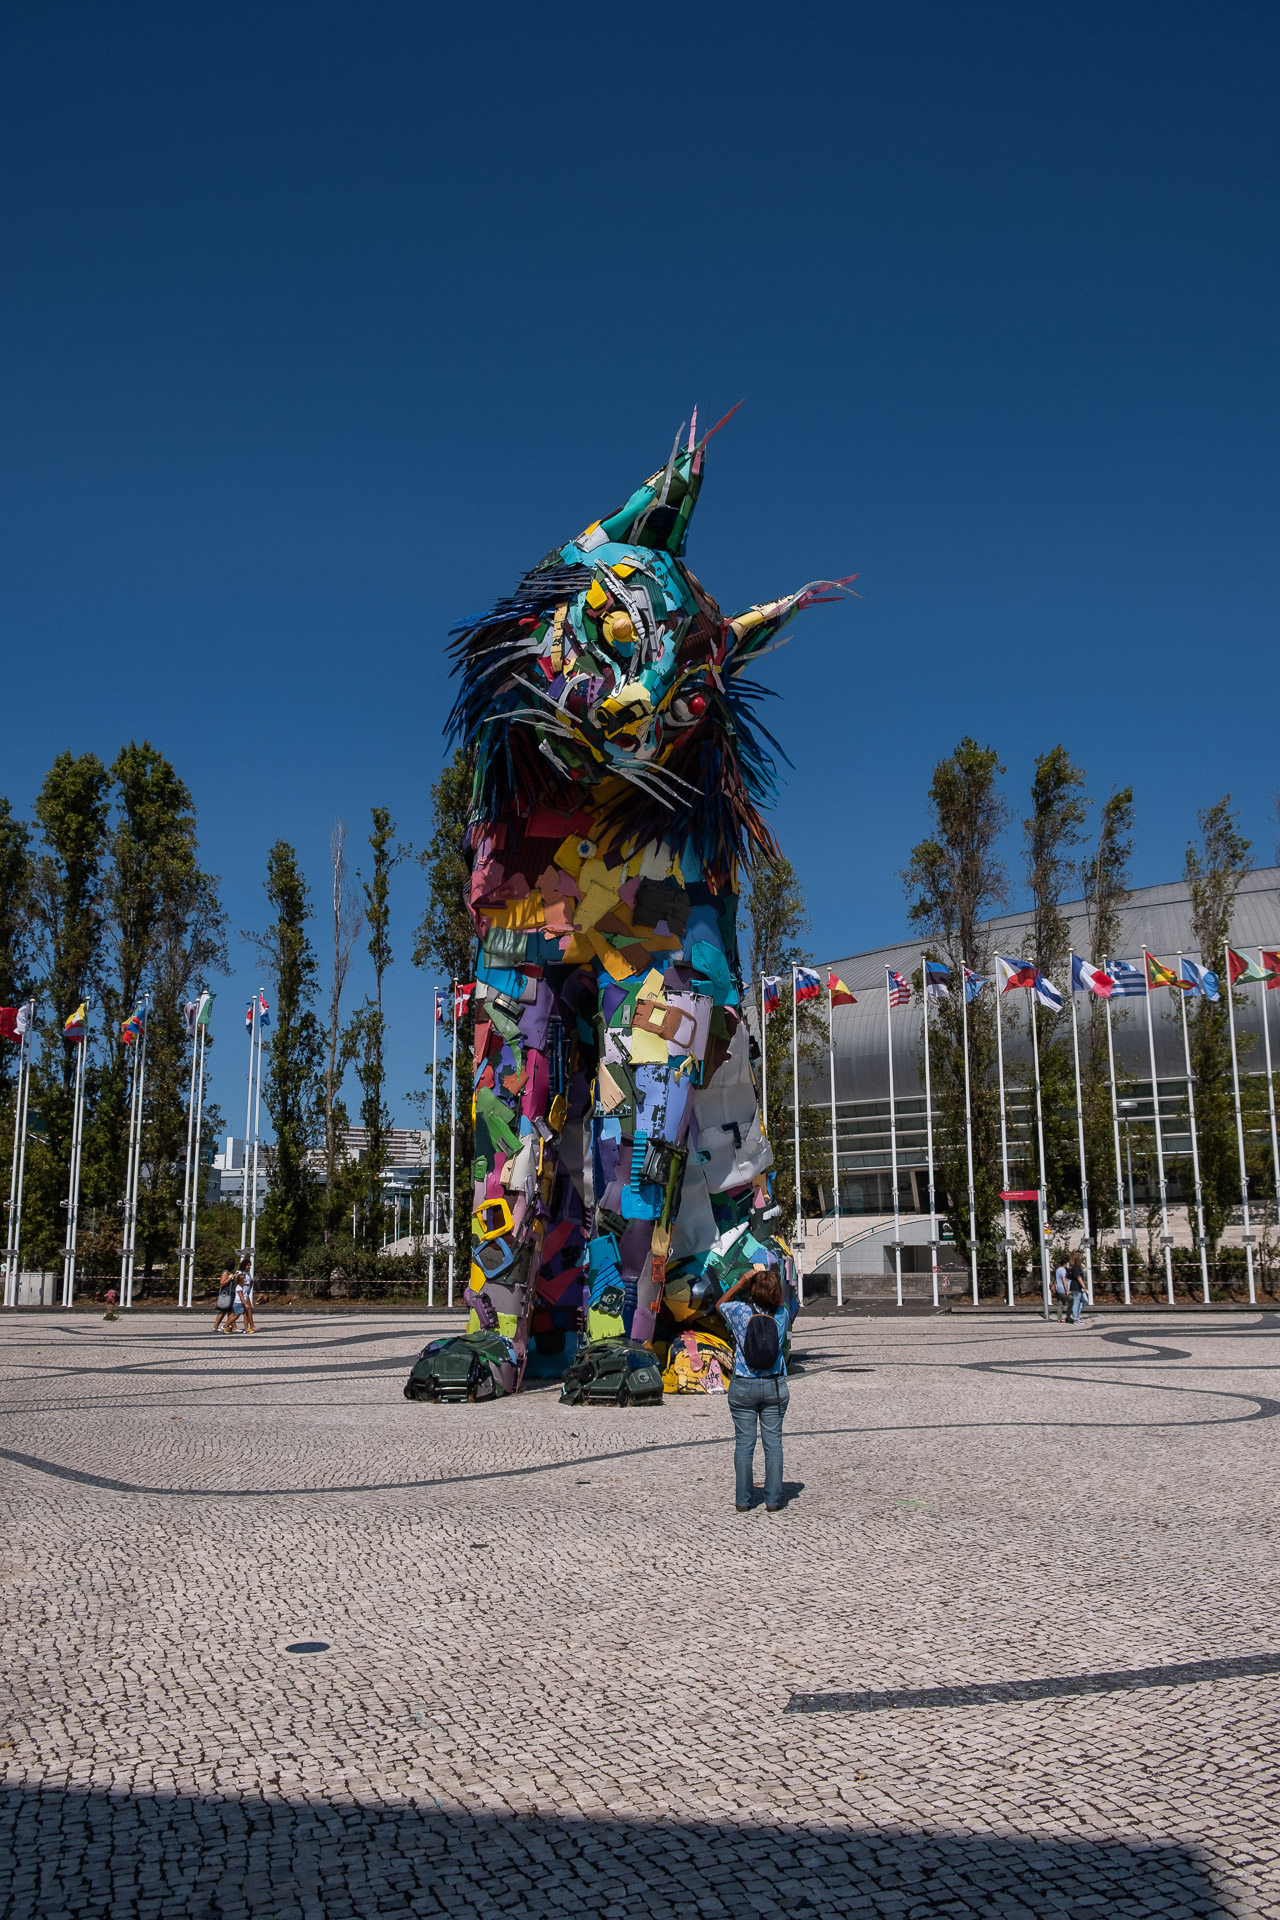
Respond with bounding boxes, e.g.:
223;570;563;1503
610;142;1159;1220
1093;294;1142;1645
1000;1189;1039;1202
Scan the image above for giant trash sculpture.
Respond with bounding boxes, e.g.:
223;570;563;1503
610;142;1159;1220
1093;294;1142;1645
407;412;852;1402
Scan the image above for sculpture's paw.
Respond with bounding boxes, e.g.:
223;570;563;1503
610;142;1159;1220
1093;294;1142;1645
558;1338;665;1408
404;1332;517;1404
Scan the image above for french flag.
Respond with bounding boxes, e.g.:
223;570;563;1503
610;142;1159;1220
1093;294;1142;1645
1071;953;1113;998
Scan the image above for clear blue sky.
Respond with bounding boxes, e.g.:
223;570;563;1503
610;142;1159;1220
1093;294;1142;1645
3;2;1278;1136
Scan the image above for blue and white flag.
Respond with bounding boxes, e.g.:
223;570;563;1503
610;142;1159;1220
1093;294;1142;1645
258;990;270;1027
1106;959;1146;998
1032;971;1063;1013
1180;957;1220;1002
963;968;990;1003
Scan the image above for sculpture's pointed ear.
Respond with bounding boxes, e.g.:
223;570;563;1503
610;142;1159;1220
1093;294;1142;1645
723;578;859;672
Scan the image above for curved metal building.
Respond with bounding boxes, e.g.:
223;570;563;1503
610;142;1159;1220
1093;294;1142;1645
801;867;1280;1216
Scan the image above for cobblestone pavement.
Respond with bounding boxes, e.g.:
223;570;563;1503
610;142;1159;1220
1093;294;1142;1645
1;1306;1278;1918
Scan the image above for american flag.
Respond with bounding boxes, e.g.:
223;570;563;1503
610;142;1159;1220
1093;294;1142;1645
887;968;912;1007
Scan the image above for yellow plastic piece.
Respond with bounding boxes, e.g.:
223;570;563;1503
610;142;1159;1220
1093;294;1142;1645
611;562;636;578
497;1313;518;1338
602;610;636;646
473;1197;514;1241
547;1093;568;1132
468;1263;487;1294
586;579;608;610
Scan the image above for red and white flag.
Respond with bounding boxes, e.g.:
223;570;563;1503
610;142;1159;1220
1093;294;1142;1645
453;982;475;1020
1071;954;1113;998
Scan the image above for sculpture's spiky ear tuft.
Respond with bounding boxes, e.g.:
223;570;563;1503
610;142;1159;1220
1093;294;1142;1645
574;403;743;558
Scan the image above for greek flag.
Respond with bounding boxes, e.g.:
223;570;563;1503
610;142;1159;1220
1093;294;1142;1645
1106;959;1146;998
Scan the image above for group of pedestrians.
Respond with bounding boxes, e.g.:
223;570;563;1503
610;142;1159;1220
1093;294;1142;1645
1053;1251;1089;1323
213;1258;257;1334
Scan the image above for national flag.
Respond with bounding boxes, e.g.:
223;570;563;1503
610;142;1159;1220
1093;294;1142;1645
795;967;823;1002
996;955;1037;994
258;989;270;1025
1144;950;1187;993
0;1008;18;1043
1263;952;1280;992
1105;959;1146;998
1226;947;1273;986
963;968;990;1003
924;959;951;1000
1071;953;1113;998
1180;957;1218;1001
1032;971;1063;1012
121;1002;146;1046
453;981;475;1020
15;1001;33;1040
195;990;215;1028
183;1000;198;1038
246;1000;255;1032
435;987;447;1025
63;1002;87;1041
887;968;911;1007
761;975;781;1017
827;972;856;1007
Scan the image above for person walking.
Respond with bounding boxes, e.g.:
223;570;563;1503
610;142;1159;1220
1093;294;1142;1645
1068;1251;1088;1325
716;1263;799;1514
1053;1257;1070;1323
213;1264;237;1333
239;1260;257;1334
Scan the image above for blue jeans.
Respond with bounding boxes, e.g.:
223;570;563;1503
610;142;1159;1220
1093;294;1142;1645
1070;1288;1086;1322
728;1375;790;1508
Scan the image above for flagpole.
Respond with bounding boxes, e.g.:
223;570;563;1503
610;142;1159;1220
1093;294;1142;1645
1103;977;1131;1306
921;959;939;1309
1142;963;1175;1305
994;983;1013;1307
1257;951;1280;1253
1069;978;1094;1305
885;970;902;1309
1028;989;1051;1321
428;994;439;1309
125;1005;149;1309
826;984;843;1308
5;1022;29;1307
249;1001;265;1280
240;1000;256;1260
760;971;769;1133
62;1022;87;1309
12;1018;32;1303
1225;940;1256;1304
1177;955;1210;1305
187;1022;208;1308
177;1010;200;1307
119;1023;140;1304
790;966;804;1307
447;980;458;1311
960;967;979;1308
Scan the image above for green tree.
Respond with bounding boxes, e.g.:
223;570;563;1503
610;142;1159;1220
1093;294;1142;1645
23;753;111;1268
1080;787;1135;1248
255;842;323;1271
322;820;362;1242
412;748;475;1274
902;738;1009;1269
1012;746;1089;1245
744;854;824;1224
0;798;33;1102
1185;797;1253;1248
351;807;400;1240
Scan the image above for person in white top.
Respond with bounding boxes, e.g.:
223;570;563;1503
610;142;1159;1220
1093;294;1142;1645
1053;1261;1070;1322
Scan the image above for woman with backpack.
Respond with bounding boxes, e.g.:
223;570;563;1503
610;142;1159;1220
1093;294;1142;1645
716;1264;799;1513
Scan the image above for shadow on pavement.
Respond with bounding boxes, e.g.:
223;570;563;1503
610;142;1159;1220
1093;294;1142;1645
0;1786;1229;1917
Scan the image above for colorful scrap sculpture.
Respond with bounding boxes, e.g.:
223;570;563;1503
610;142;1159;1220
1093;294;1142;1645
447;412;851;1393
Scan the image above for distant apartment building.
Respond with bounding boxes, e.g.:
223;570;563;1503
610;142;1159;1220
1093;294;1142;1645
207;1137;272;1210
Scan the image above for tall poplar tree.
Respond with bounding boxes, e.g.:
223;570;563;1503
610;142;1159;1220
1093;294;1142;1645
1080;787;1135;1246
0;799;33;1102
413;749;475;1274
902;738;1009;1267
1185;798;1253;1247
256;842;322;1270
352;807;399;1239
745;854;824;1220
322;820;362;1242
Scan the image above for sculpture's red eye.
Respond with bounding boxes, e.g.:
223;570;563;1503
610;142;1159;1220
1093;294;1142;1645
688;694;707;716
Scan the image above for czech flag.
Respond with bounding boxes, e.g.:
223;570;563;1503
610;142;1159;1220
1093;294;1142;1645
761;975;782;1017
996;955;1037;994
795;967;823;1002
64;1002;87;1041
1071;954;1113;998
827;972;856;1006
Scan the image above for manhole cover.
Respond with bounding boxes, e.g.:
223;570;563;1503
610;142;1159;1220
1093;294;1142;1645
284;1641;330;1654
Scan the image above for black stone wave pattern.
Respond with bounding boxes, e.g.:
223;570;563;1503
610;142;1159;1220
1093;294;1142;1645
786;1651;1280;1714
